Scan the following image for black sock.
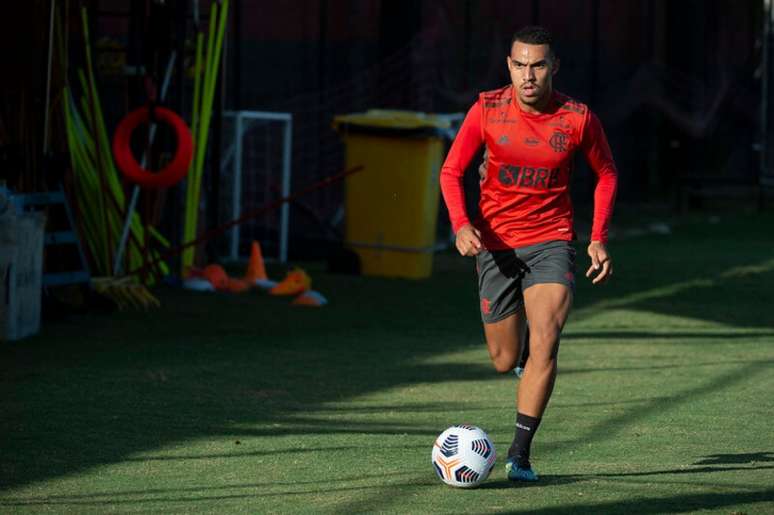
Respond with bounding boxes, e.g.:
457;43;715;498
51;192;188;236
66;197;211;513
507;412;541;468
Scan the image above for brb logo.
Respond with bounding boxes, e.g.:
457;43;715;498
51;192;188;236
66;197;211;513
498;165;563;189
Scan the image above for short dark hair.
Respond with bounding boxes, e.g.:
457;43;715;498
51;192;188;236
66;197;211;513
510;26;555;58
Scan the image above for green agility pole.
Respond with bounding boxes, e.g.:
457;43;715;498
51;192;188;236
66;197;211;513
182;32;204;271
82;7;113;273
182;0;229;273
60;7;171;278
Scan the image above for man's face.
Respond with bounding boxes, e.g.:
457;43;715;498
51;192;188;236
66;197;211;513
507;42;559;108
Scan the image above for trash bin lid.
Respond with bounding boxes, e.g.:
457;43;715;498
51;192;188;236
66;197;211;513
333;109;450;138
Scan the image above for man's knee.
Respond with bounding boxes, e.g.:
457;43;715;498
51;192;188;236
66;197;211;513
486;340;518;373
526;354;557;373
530;324;561;346
493;358;517;374
525;326;561;370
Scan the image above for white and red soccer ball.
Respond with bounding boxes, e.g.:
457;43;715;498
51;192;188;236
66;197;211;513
431;425;496;488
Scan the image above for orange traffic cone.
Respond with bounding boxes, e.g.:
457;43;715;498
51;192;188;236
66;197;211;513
270;268;311;296
292;290;328;307
244;241;268;282
202;264;229;290
226;277;252;293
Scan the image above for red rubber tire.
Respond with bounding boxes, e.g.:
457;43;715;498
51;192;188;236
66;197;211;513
112;106;193;189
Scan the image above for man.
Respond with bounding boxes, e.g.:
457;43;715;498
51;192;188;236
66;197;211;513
439;26;617;482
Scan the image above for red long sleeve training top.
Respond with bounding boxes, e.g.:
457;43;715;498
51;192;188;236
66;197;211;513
440;85;618;249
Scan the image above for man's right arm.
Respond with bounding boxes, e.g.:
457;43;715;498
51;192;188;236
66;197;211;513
439;101;485;256
439;101;484;235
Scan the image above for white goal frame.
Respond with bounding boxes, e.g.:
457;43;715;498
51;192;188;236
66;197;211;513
222;110;292;263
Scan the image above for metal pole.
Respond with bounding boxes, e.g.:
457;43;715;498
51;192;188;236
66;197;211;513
113;52;177;275
232;0;241;110
230;112;244;260
280;117;292;263
43;0;56;155
761;0;771;185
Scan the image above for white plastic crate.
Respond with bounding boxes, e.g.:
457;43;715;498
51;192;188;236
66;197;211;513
0;212;46;341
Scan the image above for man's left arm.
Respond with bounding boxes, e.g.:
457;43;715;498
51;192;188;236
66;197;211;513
580;111;618;284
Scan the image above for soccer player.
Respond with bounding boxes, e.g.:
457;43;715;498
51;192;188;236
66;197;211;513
439;26;617;482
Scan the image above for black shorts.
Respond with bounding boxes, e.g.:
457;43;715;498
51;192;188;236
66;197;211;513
476;240;576;324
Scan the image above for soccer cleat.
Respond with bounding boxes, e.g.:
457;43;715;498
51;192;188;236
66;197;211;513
505;459;539;482
513;366;525;378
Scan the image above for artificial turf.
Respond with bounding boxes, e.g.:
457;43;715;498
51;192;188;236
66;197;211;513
1;210;773;513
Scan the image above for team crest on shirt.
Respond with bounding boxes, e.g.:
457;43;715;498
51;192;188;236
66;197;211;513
480;298;492;315
497;135;510;146
549;131;570;153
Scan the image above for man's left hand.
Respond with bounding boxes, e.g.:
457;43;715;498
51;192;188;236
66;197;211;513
586;241;613;284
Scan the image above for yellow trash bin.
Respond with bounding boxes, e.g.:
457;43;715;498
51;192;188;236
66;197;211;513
333;110;450;279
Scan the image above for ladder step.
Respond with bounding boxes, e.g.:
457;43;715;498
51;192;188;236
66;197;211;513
11;188;93;287
45;231;78;245
14;191;66;208
43;271;91;287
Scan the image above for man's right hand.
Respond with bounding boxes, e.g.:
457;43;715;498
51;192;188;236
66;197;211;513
455;224;483;256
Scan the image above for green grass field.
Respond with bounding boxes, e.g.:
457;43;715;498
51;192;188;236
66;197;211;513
2;211;774;514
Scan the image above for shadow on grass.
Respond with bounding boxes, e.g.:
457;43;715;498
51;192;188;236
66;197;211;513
478;476;576;489
562;331;774;340
594;464;774;478
0;473;437;508
694;452;774;465
479;465;774;490
126;443;430;461
570;213;774;330
0;471;419;504
541;360;772;457
4;464;772;511
550;396;673;408
0;273;496;491
478;466;774;515
478;460;774;490
0;212;772;514
497;488;774;514
560;358;774;375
